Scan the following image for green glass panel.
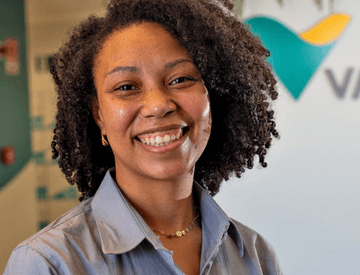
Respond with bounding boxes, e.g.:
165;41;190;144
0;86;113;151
0;0;31;190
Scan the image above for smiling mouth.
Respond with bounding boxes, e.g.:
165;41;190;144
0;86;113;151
135;127;189;147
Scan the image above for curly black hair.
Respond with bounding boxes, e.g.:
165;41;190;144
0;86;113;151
50;0;279;201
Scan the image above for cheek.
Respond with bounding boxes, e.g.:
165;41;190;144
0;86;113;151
182;91;211;137
100;100;138;135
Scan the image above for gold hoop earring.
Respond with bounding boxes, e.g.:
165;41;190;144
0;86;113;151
101;134;109;146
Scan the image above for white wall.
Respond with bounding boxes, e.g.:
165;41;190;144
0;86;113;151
214;1;360;274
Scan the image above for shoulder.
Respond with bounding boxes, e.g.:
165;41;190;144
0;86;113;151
230;218;283;275
5;198;96;274
4;244;58;274
231;218;276;255
19;197;95;249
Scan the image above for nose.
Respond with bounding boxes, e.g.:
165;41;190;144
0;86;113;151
140;86;177;118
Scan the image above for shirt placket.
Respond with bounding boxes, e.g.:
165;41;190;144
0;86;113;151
200;227;229;275
158;249;187;275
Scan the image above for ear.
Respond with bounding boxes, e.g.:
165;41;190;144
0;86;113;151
92;99;106;135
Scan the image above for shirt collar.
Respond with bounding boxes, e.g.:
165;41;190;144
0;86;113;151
91;169;163;254
193;181;244;257
92;169;243;256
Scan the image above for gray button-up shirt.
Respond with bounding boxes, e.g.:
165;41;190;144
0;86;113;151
4;170;282;274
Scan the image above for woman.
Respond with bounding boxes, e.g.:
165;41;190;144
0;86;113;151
5;0;281;274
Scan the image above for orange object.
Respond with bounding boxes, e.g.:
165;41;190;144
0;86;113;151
0;37;19;75
1;146;16;165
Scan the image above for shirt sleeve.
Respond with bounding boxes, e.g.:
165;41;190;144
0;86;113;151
4;245;58;275
256;234;283;275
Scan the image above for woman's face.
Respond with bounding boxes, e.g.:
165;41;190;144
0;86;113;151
93;22;211;182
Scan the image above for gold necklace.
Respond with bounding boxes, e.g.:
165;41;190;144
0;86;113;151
151;206;199;238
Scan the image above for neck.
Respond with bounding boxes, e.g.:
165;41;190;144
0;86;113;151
114;165;196;233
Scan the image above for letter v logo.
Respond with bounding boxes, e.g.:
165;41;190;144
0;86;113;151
244;13;351;100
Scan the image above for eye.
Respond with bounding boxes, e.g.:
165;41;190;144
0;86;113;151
112;83;141;98
116;84;137;91
170;76;196;85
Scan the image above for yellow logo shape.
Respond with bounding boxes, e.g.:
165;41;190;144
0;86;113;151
299;13;351;45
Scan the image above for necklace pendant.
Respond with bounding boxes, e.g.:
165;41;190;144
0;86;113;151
151;206;199;238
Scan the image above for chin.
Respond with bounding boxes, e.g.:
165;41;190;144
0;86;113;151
142;163;193;182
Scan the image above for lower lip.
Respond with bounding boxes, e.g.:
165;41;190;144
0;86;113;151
136;130;188;154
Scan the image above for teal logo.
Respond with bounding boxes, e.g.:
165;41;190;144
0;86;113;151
0;0;31;191
244;13;351;100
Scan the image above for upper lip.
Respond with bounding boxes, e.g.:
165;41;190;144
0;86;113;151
135;124;187;137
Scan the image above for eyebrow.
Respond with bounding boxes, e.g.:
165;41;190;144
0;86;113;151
166;59;194;69
105;59;195;76
106;66;139;76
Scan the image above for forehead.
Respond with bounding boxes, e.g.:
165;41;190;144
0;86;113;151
94;22;192;73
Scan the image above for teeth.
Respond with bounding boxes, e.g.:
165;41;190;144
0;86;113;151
163;135;170;143
156;136;163;144
138;128;184;146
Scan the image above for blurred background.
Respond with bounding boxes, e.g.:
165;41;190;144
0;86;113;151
0;0;359;274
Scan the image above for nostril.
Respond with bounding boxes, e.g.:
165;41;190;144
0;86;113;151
165;109;175;115
140;97;177;118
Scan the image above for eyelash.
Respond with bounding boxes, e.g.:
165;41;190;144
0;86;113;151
115;76;196;91
170;76;196;85
117;84;136;91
